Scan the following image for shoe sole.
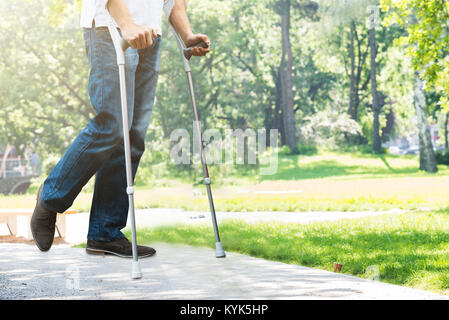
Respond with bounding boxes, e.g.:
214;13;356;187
86;247;156;258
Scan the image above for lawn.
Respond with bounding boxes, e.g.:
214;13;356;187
2;151;449;212
127;210;449;294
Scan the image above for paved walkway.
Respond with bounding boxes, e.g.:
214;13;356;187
0;242;446;300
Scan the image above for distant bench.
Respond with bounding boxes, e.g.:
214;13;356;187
0;209;77;240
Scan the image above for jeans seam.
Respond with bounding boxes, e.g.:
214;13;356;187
88;29;117;240
97;28;106;238
87;28;92;63
93;27;106;131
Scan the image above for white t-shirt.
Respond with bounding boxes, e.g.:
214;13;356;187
80;0;175;35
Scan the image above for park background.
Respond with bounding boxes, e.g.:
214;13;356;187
1;0;449;294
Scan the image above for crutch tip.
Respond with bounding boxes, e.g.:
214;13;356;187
215;242;226;258
131;260;143;279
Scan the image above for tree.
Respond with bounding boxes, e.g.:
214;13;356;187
414;72;437;172
2;0;435;170
348;20;370;122
278;0;298;153
368;5;382;153
0;0;90;155
445;112;449;150
321;0;375;122
319;0;378;146
381;0;445;171
270;0;319;153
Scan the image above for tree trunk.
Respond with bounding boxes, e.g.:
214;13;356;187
414;72;438;172
381;108;395;139
348;21;357;121
279;0;298;154
270;66;286;146
369;14;381;153
445;111;449;151
372;108;381;152
0;144;12;178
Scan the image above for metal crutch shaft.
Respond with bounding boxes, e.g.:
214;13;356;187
107;21;142;279
186;72;221;242
170;25;225;258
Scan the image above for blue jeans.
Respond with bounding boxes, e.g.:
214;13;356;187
41;27;161;241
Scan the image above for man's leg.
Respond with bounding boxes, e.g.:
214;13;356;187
41;27;138;213
31;27;138;251
87;145;138;242
87;36;162;242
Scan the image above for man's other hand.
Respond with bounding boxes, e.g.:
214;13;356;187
121;24;158;49
184;34;211;56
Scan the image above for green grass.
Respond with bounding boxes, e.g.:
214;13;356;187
3;151;449;212
258;152;449;181
125;211;449;294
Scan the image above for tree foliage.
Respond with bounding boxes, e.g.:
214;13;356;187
381;0;449;110
0;0;446;171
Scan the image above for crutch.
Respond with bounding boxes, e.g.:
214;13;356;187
106;19;142;279
169;24;226;258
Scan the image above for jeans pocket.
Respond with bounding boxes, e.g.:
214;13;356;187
139;36;162;72
92;28;115;67
83;29;91;60
139;35;161;55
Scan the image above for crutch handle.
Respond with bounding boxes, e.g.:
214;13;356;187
120;38;130;51
183;41;209;60
108;24;127;65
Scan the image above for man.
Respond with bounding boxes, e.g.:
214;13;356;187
30;0;210;257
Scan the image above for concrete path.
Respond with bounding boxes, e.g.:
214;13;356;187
0;242;446;300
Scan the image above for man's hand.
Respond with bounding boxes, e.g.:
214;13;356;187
169;0;210;57
121;23;158;49
184;34;211;56
107;0;157;49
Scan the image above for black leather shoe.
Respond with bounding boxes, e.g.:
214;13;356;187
86;238;156;258
30;185;57;251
